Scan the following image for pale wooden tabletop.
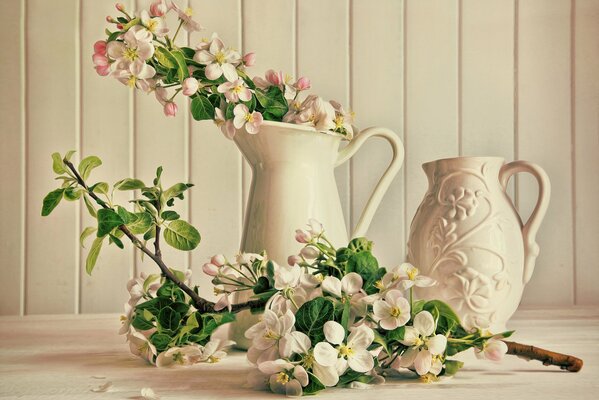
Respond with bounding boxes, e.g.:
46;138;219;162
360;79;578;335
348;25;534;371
0;307;597;399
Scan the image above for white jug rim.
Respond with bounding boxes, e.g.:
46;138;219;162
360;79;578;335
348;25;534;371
260;120;347;138
422;156;506;167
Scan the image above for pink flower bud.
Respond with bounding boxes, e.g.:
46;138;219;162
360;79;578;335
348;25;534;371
300;246;319;259
116;23;124;30
242;52;256;67
288;255;302;266
115;3;125;12
265;69;283;86
181;77;199;96
150;1;168;17
211;254;226;267
295;76;311;91
295;229;311;243
163;101;178;117
106;15;115;23
94;40;107;56
202;263;219;276
92;53;108;66
95;65;111;76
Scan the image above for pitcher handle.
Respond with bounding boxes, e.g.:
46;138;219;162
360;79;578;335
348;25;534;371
335;127;404;238
499;161;551;285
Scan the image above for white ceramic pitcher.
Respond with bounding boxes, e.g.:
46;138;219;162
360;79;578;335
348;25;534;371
407;157;550;332
230;121;404;348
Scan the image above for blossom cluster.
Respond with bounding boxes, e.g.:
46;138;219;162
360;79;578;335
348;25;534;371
200;220;511;396
119;269;235;368
94;1;355;138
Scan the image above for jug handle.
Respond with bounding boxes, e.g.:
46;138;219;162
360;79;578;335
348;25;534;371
499;161;551;285
335;127;404;238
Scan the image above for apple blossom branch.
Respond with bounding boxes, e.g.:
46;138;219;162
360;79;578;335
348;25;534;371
504;340;583;372
63;158;266;314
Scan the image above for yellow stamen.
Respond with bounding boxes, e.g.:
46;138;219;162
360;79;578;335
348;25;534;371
126;75;137;88
232;85;242;94
215;51;226;65
276;372;289;384
185;7;193;16
407;267;419;281
334;115;345;129
338;344;354;358
303;353;315;369
208;355;220;363
264;329;280;340
245;113;254;123
374;280;385;290
123;47;138;61
390;306;401;318
146;19;158;33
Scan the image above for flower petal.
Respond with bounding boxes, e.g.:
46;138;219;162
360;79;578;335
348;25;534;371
398;347;418;368
414;350;432;376
205;63;223;80
312;362;339;387
347;325;374;349
341;272;363;295
414;275;437;287
414;311;435;337
321;276;342;297
313;342;338;367
348;348;374;373
293;365;309;387
323;320;345;344
427;334;447;355
285;379;303;397
221;63;239;82
258;359;292;375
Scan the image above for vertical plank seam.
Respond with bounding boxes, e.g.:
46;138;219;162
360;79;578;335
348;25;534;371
75;0;82;314
570;0;577;305
293;0;298;78
513;0;520;210
239;0;245;245
402;0;408;254
184;0;191;273
457;0;463;157
348;0;354;233
20;0;27;316
131;0;138;278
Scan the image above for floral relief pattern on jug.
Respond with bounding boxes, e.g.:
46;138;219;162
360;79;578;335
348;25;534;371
408;157;550;332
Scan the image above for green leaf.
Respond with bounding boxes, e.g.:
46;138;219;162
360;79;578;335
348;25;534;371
91;182;109;195
127;212;153;235
142;309;154;321
161;210;180;221
423;300;462;334
225;102;235;119
295;298;335;344
179;46;195;59
346;251;379;276
372;330;390;356
83;195;97;218
157;280;185;302
115;178;146;191
303;373;325;395
252;276;271;294
190;95;215;121
132;310;155;330
144;226;156;241
163;183;193;201
41;188;65;216
387;326;405;342
150;332;172;352
109;233;124;249
155;46;177;69
143;274;160;292
79;227;96;248
171;49;190;81
117;206;137;224
63;150;76;162
51;152;66;174
443;359;464;376
78;156;102;180
194;313;236;342
163;220;201;251
341;299;351;331
348;237;373;253
255;86;288;119
158;306;181;332
63;187;82;201
86;236;104;275
154;166;163;186
97;208;125;237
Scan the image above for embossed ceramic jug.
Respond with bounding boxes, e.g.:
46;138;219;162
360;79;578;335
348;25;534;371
407;157;550;332
230;121;404;349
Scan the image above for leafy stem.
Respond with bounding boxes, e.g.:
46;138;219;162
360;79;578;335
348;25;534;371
62;158;265;314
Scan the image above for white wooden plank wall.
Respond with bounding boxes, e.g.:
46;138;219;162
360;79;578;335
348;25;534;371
0;0;597;315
